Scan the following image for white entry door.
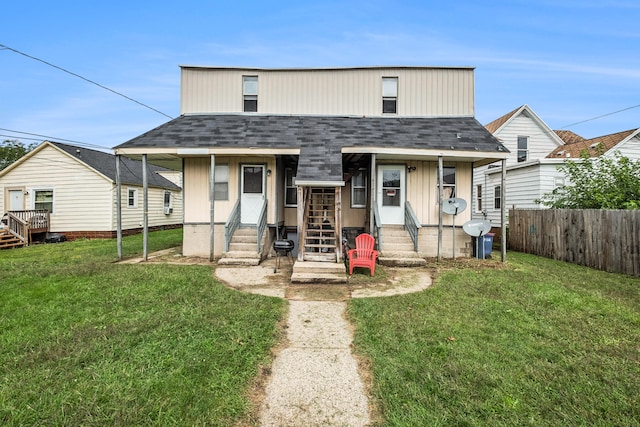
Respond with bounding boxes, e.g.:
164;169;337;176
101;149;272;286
9;190;24;211
377;165;405;224
240;165;265;224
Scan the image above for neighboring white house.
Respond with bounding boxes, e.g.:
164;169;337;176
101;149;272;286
475;104;640;231
0;141;182;239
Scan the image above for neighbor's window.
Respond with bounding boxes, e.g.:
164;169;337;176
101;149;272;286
243;75;258;112
351;169;367;208
127;188;138;208
163;191;172;208
437;166;456;199
494;185;502;209
214;164;229;201
34;189;54;212
382;77;398;114
285;167;297;206
476;184;483;212
517;135;529;162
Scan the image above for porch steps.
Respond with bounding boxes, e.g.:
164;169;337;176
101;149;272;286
378;226;427;267
302;188;338;262
0;229;25;250
290;261;347;284
218;226;264;266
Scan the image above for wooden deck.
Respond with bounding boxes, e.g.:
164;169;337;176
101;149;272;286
0;210;50;249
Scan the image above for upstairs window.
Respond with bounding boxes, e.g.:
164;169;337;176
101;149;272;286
517;136;529;162
382;77;398;114
285;168;297;206
243;76;258;112
351;169;367;208
476;184;483;212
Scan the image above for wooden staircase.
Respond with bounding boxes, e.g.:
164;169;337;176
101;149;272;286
303;188;338;262
378;225;427;267
0;229;25;249
218;226;265;266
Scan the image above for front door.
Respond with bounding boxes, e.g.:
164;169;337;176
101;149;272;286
240;165;265;224
377;165;405;224
9;189;24;211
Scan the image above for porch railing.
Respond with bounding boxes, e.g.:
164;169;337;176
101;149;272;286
372;204;381;251
5;210;50;245
224;199;241;252
404;201;422;252
256;199;268;253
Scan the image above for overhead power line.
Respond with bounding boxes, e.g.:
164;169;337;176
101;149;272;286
0;128;106;149
0;43;173;119
559;104;640;130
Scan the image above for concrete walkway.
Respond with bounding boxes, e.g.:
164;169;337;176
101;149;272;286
260;300;370;426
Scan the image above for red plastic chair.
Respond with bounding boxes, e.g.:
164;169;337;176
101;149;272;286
347;233;379;276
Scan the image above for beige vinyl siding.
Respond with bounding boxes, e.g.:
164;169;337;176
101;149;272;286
181;67;475;117
0;145;114;231
183;156;276;224
116;185;182;230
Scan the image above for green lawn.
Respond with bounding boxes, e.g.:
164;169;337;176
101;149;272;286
0;230;285;426
349;252;640;426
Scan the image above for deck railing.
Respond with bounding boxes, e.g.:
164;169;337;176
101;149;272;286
4;210;50;245
404;201;422;252
224;200;241;252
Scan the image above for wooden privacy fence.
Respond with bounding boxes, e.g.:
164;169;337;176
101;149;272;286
508;209;640;277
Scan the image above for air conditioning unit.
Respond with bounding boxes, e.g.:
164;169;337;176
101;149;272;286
163;207;173;215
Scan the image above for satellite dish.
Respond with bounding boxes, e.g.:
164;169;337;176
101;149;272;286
442;198;467;215
462;219;491;237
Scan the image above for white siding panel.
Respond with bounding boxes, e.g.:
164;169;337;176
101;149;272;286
180;67;475;117
610;135;640;160
494;114;561;166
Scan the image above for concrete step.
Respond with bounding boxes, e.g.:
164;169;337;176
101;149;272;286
378;251;427;267
217;257;261;266
380;242;414;252
292;261;346;275
231;234;257;244
229;242;258;252
221;251;261;259
290;272;347;284
234;227;257;236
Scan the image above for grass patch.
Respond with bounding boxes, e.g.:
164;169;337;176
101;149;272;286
349;252;640;426
0;230;285;426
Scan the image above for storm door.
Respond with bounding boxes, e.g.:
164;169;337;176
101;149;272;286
240;165;265;224
377;165;405;224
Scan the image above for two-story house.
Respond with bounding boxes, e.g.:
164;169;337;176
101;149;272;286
115;66;508;265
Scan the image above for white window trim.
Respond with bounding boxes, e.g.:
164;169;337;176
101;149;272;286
437;166;456;200
382;77;398;114
163;190;172;208
351;168;367;208
517;135;529;163
476;184;483;213
127;188;139;209
284;167;297;207
494;185;502;210
213;164;230;201
32;188;55;213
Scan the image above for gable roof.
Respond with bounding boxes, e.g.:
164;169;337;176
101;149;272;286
554;130;586;145
484;105;523;134
116;114;508;183
0;141;180;190
547;128;639;158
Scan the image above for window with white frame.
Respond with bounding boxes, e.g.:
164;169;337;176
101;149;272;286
127;188;138;208
517;136;529;162
34;189;54;212
437;166;456;199
214;164;229;200
285;167;297;206
163;191;172;208
382;77;398;114
476;184;483;212
243;76;258;112
494;185;502;209
351;169;367;208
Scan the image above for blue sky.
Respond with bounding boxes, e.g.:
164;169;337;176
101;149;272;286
2;0;639;150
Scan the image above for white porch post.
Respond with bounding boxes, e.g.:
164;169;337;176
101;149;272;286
214;154;216;261
142;154;148;261
116;155;122;260
437;155;444;261
501;158;507;262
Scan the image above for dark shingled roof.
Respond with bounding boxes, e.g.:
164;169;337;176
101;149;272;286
116;114;507;182
51;142;180;190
